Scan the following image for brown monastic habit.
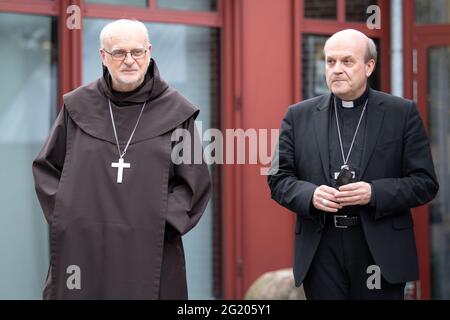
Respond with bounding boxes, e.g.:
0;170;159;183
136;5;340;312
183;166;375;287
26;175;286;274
32;59;211;299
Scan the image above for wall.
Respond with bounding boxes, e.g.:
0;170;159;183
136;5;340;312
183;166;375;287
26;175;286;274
225;0;296;298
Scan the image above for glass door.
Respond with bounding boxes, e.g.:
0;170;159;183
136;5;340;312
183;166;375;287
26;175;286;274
406;0;450;299
0;12;58;299
417;37;450;299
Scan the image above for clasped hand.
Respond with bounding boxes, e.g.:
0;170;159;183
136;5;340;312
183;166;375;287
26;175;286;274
312;182;372;213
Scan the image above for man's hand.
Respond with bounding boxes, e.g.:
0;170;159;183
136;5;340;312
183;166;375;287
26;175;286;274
312;185;343;213
335;182;372;206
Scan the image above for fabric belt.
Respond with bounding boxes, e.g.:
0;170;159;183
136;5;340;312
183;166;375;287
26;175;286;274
325;214;361;228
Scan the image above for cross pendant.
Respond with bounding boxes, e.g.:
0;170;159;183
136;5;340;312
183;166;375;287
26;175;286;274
333;165;356;180
111;157;131;183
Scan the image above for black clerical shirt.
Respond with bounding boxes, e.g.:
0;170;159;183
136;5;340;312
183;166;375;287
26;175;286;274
328;86;372;215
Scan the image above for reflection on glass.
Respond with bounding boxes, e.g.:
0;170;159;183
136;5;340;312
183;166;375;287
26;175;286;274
346;0;378;22
83;19;220;299
304;0;337;19
0;13;57;299
302;35;380;100
302;35;328;99
428;45;450;299
158;0;217;11
85;0;147;6
416;0;450;24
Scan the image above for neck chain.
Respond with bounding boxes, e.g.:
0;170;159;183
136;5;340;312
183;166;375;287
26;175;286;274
108;99;147;183
334;97;368;168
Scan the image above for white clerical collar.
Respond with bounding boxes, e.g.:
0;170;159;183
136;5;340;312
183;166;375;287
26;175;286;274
341;100;355;108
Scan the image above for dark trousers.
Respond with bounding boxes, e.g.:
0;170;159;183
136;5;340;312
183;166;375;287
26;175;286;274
302;222;405;300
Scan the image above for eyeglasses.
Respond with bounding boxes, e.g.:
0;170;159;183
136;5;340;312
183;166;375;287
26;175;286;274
103;48;147;61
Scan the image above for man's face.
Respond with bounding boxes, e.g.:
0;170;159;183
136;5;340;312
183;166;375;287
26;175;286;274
324;35;374;100
100;27;151;92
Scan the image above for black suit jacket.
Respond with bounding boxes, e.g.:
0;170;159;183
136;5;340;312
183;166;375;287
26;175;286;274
268;89;439;286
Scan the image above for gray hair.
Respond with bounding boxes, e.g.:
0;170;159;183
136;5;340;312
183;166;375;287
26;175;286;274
365;37;377;64
99;19;149;48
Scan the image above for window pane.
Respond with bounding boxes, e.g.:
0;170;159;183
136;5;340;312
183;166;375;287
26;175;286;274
304;0;337;19
0;13;57;299
302;35;329;98
302;34;380;100
346;0;378;22
428;45;450;299
416;0;450;24
83;19;220;299
157;0;217;12
85;0;147;7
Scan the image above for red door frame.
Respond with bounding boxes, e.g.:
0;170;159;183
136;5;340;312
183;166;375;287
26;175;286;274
410;34;449;301
415;36;450;299
403;0;450;300
221;0;242;299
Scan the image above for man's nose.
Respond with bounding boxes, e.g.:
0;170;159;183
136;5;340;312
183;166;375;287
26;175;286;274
123;53;135;65
333;61;343;73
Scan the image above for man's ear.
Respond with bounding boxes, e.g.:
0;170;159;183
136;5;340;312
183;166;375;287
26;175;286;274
147;44;153;62
366;59;376;77
99;48;107;66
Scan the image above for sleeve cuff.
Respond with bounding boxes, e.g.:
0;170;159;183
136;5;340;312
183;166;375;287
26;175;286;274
369;183;376;208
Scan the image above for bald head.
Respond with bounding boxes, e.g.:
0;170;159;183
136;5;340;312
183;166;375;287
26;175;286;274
324;29;377;64
323;29;376;100
99;19;149;49
99;19;152;92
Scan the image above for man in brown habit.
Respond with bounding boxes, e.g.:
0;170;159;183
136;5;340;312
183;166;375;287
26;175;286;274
268;29;438;299
32;19;211;299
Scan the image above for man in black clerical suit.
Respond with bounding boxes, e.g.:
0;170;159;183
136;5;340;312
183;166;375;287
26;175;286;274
268;29;439;299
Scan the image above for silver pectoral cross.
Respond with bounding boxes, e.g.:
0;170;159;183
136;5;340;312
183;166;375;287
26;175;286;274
111;157;130;183
333;164;356;180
